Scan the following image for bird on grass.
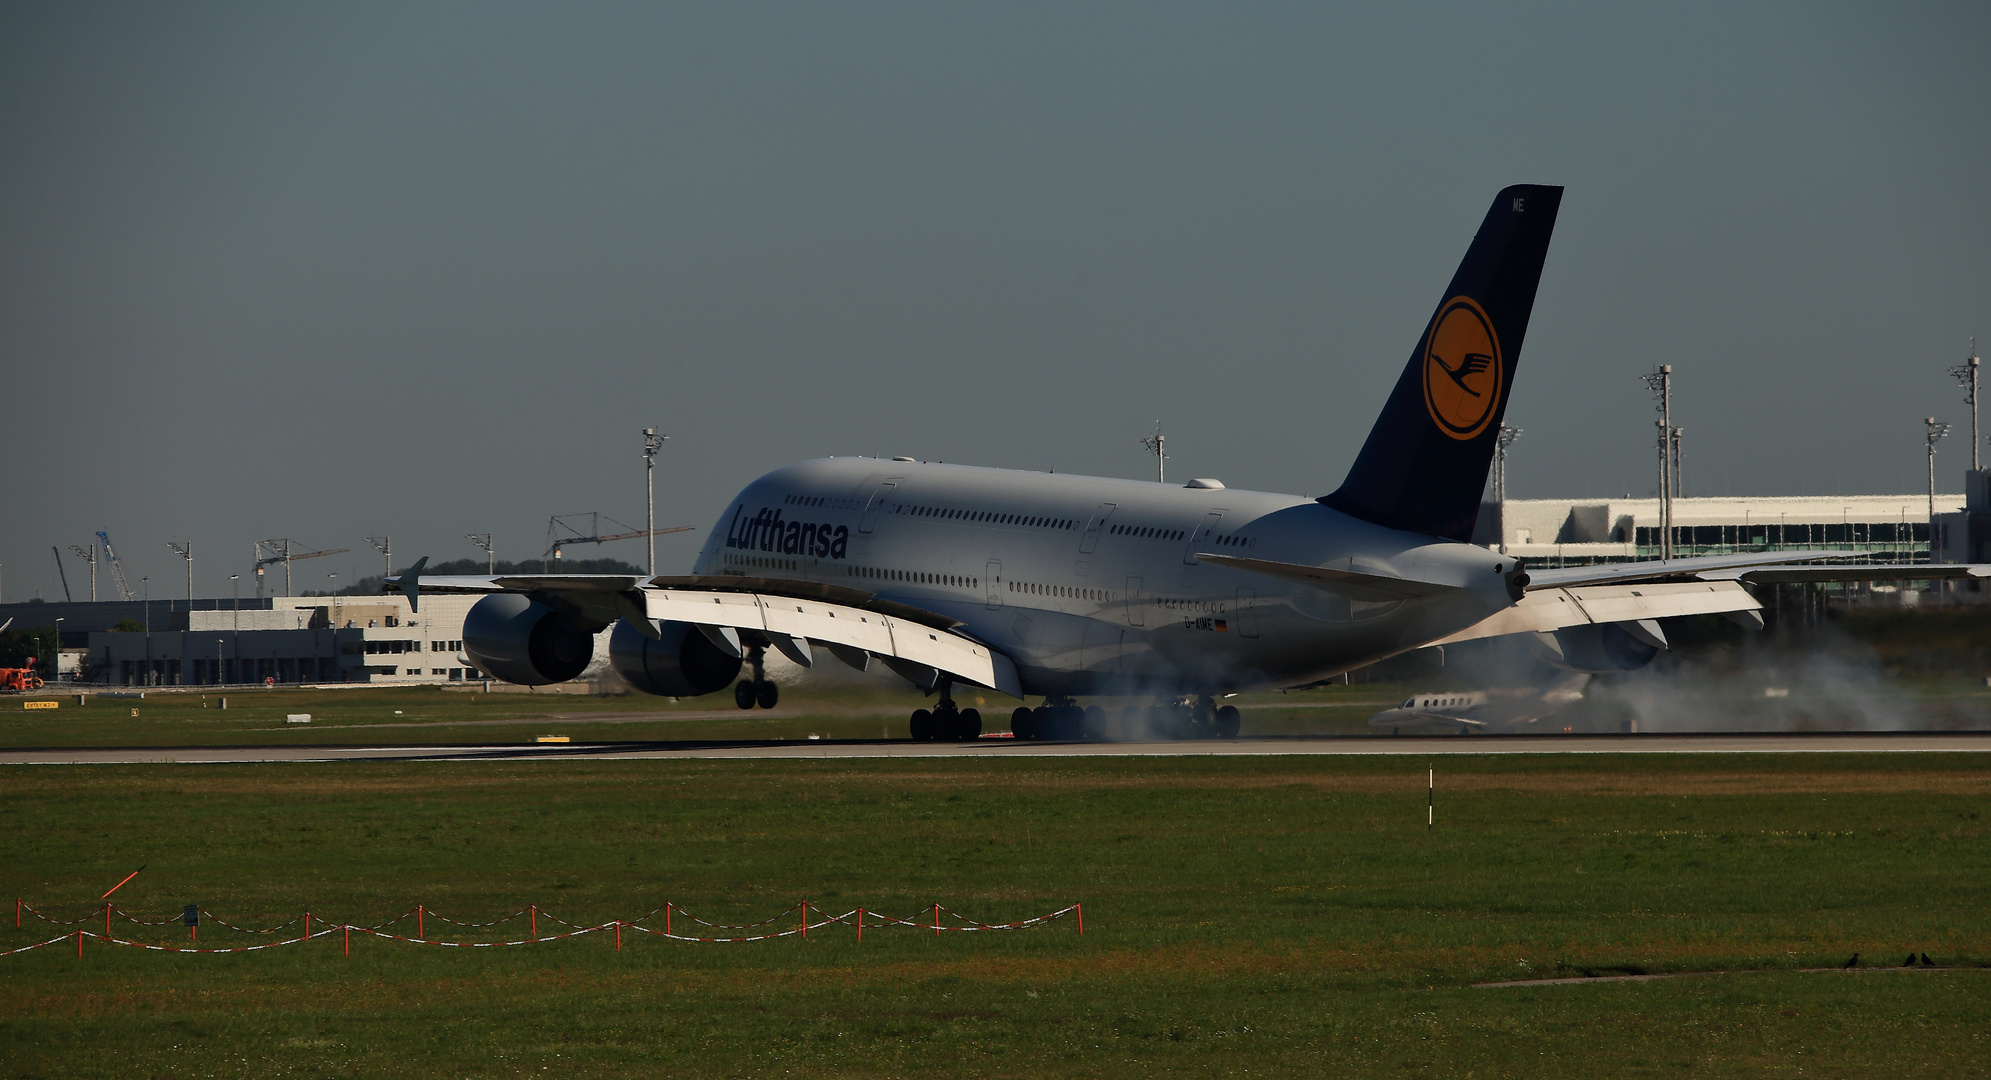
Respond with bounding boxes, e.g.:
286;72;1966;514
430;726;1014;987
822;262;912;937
1842;953;1860;968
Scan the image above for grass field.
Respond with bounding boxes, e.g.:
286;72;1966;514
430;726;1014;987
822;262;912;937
3;752;1988;1077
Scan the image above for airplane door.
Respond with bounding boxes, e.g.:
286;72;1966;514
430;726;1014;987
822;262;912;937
858;482;897;534
1235;588;1259;638
1079;503;1117;554
985;561;1003;610
1124;576;1145;627
1183;512;1224;564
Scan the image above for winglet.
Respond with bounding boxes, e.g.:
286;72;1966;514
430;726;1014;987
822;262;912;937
396;556;428;613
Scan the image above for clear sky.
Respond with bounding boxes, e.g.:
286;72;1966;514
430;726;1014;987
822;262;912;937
2;2;1986;601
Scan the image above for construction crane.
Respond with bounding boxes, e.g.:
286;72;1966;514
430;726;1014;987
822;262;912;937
96;531;136;601
254;539;350;597
51;547;72;603
543;512;693;570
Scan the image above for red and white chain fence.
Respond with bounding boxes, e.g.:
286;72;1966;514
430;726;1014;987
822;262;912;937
5;898;1083;957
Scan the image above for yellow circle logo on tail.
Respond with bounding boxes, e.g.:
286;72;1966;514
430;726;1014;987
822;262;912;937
1421;296;1502;440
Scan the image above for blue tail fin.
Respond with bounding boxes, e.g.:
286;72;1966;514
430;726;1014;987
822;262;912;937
1320;185;1563;541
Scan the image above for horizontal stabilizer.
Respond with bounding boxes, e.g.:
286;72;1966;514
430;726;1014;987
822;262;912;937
1195;552;1459;601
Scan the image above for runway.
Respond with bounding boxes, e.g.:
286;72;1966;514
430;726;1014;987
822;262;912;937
6;731;1991;765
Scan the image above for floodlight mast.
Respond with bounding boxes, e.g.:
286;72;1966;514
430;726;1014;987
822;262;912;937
1140;422;1167;484
1927;417;1951;561
167;543;192;601
68;544;97;602
1641;367;1674;559
365;536;391;579
643;427;668;577
468;533;494;575
1953;340;1983;472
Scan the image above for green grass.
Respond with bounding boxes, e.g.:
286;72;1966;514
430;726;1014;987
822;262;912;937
3;753;1989;1076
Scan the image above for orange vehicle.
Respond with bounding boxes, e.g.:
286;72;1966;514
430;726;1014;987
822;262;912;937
0;660;46;692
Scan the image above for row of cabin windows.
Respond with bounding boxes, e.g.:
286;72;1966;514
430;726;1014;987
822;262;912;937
1107;524;1261;548
783;494;858;510
897;504;1074;530
1012;581;1109;601
725;552;982;589
1404;696;1471;708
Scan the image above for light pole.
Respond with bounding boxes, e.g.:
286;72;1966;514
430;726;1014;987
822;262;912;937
1141;422;1167;484
52;618;62;682
643;427;667;578
366;536;392;579
1950;342;1981;472
1642;366;1674;559
1927;417;1951;562
167;542;192;602
467;534;494;575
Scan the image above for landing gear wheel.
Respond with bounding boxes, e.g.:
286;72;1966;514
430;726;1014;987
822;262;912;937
734;681;756;710
1215;704;1241;738
960;708;982;739
757;681;779;710
910;708;933;740
1081;705;1107;741
933;708;960;741
1011;707;1036;739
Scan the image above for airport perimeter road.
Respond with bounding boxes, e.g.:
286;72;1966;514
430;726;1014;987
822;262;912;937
6;732;1991;764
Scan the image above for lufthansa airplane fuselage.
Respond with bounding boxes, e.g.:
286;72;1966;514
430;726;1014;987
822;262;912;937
690;457;1517;697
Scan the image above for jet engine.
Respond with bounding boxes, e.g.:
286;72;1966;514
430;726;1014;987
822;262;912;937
1528;621;1663;674
461;593;602;686
609;618;742;698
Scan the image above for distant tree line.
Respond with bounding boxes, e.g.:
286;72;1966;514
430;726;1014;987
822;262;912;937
0;625;57;670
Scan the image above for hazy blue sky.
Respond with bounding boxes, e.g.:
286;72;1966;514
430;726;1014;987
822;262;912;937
3;2;1986;601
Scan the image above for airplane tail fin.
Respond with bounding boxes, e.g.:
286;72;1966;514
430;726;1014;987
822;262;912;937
1320;185;1563;541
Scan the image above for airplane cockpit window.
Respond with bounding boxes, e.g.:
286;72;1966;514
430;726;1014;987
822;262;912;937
1402;698;1415;708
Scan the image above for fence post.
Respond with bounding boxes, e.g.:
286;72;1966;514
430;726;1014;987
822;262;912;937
530;905;537;938
800;901;807;939
933;903;940;937
304;912;310;941
664;903;670;937
857;907;864;942
1077;903;1084;935
344;924;349;957
76;929;83;957
16;898;20;928
615;921;622;951
418;905;424;941
105;903;111;941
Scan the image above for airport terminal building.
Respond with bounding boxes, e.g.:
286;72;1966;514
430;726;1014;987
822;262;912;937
0;594;491;688
1474;492;1967;566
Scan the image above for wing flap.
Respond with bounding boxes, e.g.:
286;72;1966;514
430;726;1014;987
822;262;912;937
644;587;1019;698
1432;580;1760;645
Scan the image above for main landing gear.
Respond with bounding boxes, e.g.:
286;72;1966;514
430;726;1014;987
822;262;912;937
1009;695;1242;741
909;679;982;741
734;645;779;710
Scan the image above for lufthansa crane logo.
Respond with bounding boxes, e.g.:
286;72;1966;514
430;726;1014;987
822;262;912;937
1421;295;1502;441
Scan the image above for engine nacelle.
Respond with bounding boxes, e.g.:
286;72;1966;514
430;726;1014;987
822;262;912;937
610;619;742;698
462;593;600;686
1529;623;1660;674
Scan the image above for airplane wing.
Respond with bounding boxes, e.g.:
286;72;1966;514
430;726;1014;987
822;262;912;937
1428;580;1760;646
1191;553;1458;600
1519;550;1988;590
383;566;1021;698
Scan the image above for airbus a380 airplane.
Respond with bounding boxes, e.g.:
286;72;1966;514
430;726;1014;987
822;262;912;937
392;185;1966;740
